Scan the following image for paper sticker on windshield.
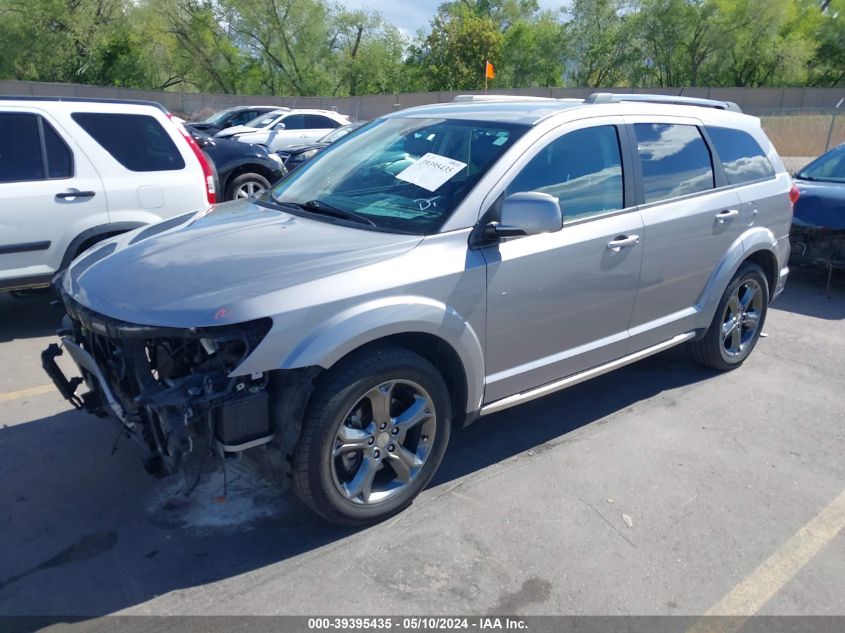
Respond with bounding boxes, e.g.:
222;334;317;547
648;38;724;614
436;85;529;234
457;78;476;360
395;153;467;192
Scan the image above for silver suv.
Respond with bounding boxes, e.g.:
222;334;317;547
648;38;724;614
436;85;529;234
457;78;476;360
43;93;794;525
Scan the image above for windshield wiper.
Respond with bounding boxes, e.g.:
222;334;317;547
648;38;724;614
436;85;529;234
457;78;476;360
293;200;377;227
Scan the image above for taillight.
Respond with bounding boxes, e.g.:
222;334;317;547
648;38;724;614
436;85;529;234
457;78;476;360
788;183;800;206
168;114;216;204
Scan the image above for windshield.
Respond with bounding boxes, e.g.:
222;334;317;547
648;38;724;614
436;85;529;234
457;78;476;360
320;124;362;144
269;117;527;234
797;145;845;183
204;109;235;124
248;112;284;129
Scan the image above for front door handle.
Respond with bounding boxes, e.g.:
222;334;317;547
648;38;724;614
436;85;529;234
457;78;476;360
716;209;739;223
606;235;640;251
55;190;95;201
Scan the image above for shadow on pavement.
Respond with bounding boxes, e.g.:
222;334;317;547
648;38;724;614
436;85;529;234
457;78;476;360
0;292;62;342
0;345;713;617
773;267;845;320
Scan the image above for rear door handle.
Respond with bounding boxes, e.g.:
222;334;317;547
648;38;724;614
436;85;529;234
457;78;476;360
606;235;640;251
716;209;739;223
55;190;95;201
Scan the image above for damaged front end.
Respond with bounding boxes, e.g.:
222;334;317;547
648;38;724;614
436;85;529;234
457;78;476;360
42;294;276;475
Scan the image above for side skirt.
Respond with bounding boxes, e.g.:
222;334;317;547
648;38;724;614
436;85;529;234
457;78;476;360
479;331;695;417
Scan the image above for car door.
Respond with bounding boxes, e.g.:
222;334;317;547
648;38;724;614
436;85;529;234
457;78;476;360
481;119;644;403
0;109;107;288
623;117;745;353
265;113;308;151
303;114;342;143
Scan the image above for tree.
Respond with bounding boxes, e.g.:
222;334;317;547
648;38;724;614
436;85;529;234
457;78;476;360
563;0;635;87
500;13;565;87
417;6;504;90
701;0;813;87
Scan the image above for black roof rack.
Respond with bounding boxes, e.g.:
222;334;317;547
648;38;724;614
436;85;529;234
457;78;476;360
584;92;742;113
0;95;169;112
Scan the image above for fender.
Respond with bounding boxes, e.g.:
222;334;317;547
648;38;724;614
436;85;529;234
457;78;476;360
695;226;779;328
280;296;485;412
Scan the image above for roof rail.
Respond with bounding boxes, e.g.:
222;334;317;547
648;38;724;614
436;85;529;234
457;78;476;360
584;92;742;113
453;94;557;103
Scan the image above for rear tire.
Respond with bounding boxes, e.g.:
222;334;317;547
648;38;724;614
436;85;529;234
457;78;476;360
690;262;769;371
293;345;451;526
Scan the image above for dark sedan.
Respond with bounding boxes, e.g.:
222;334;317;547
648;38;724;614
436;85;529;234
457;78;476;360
186;106;280;137
790;144;845;289
275;122;364;171
192;130;287;201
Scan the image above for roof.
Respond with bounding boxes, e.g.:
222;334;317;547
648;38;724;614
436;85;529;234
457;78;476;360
0;95;168;112
386;93;745;126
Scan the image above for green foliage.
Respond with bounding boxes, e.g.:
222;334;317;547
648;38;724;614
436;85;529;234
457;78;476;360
418;5;504;90
0;0;841;94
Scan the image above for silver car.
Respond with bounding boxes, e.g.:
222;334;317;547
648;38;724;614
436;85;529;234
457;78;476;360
43;94;794;525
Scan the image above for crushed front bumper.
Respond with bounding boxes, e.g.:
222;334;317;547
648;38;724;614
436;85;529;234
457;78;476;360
42;295;275;474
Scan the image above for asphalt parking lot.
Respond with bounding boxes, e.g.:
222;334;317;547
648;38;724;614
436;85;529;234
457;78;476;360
0;269;843;618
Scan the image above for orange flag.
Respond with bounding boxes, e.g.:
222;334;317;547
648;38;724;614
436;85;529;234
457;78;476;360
485;60;495;80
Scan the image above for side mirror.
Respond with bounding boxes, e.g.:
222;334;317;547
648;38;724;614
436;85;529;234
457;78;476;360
485;192;563;239
274;122;286;130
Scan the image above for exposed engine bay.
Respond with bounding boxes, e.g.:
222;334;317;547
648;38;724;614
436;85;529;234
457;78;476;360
41;294;309;478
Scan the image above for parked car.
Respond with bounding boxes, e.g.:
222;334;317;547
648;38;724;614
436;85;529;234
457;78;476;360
191;130;286;201
0;96;213;293
185;106;280;137
275;122;364;171
43;94;794;525
789;144;845;286
215;108;350;152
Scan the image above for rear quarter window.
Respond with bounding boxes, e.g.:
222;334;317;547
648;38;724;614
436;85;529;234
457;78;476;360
72;112;185;172
706;126;775;185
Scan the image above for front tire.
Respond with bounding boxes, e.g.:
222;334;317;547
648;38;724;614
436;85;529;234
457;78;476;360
293;345;452;525
690;262;769;371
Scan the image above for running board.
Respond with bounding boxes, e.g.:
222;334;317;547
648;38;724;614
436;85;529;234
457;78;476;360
479;332;695;416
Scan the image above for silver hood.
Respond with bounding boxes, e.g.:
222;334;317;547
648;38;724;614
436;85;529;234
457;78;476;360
64;199;423;327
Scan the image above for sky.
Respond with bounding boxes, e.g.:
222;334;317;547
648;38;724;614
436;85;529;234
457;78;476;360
338;0;570;37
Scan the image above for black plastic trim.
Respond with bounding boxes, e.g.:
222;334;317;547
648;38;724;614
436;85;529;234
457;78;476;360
0;240;51;255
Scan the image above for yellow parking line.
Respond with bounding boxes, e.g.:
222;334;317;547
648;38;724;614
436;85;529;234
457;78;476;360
0;384;56;402
688;488;845;633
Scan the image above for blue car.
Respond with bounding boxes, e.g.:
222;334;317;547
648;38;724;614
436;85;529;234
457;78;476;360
790;144;845;287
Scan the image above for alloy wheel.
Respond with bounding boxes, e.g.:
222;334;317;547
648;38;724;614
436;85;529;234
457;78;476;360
235;180;266;199
330;379;437;505
721;278;763;358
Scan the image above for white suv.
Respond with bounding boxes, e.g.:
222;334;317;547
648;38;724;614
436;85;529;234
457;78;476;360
0;97;214;293
214;108;351;152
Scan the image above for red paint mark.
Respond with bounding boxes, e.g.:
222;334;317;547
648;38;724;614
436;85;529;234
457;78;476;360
213;308;228;320
214;495;227;504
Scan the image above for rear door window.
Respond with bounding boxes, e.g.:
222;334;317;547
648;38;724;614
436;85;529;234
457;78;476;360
43;120;73;179
706;126;775;185
305;114;341;129
72;112;185;172
634;123;714;203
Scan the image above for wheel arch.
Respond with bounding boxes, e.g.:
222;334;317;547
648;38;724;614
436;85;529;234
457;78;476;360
275;297;485;417
696;227;780;327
